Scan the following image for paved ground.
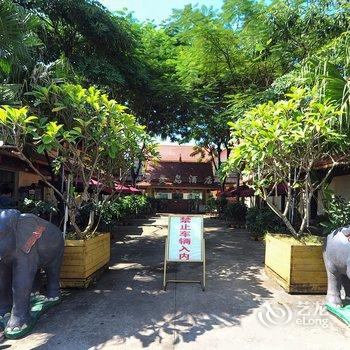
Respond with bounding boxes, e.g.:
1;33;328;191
2;215;350;350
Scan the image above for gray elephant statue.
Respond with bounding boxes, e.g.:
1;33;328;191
323;226;350;307
0;209;64;338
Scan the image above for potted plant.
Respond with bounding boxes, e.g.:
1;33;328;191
0;83;155;287
225;87;349;293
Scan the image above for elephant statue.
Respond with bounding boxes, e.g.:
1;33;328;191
323;226;350;307
0;209;64;337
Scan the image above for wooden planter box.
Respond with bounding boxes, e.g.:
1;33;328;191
265;234;327;294
60;232;110;288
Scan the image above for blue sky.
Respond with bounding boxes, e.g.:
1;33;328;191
100;0;224;24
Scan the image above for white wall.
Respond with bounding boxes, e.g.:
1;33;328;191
329;174;350;200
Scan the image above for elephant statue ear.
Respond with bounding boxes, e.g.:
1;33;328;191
16;214;47;254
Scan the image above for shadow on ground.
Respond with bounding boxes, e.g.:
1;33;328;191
7;217;272;349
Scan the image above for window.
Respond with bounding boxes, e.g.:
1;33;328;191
155;192;172;199
183;191;203;200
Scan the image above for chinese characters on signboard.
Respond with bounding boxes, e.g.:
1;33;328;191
168;216;203;262
157;175;213;185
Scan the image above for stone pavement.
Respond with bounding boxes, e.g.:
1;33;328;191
2;215;350;350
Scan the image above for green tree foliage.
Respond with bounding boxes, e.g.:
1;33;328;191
11;1;192;135
15;0;139;92
321;186;350;234
163;5;251;180
264;0;349;70
226;87;349;236
2;0;350;193
0;84;152;237
0;0;39;76
130;22;193;135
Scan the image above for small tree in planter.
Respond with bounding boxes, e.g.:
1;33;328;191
0;83;153;238
225;87;349;238
225;87;350;293
0;84;156;287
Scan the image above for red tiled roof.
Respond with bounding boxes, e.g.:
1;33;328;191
138;161;219;189
157;144;209;162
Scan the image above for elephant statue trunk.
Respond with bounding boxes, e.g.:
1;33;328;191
0;209;64;338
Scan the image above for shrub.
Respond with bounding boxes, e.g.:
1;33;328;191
321;192;350;234
19;198;58;219
206;196;217;213
246;206;286;238
224;202;247;223
99;195;152;226
216;196;228;216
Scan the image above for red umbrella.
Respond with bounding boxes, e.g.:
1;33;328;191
226;185;254;197
227;183;287;197
128;186;142;194
75;178;113;194
115;183;142;195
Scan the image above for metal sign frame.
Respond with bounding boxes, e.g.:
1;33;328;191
163;215;206;291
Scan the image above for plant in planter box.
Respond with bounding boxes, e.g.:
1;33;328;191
0;83;155;237
224;87;350;293
0;84;156;287
206;196;217;213
225;87;349;238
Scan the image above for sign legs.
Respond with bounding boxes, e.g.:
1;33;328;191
163;239;206;291
163;239;168;291
202;239;206;291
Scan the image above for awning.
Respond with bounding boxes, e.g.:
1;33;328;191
225;183;287;198
115;183;142;195
75;178;113;194
225;185;254;198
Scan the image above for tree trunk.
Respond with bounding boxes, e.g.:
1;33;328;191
265;200;299;238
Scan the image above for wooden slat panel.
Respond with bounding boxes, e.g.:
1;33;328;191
84;258;110;278
64;240;85;247
63;246;85;253
60;233;110;281
291;271;327;281
289;283;327;294
265;236;327;294
290;245;327;286
85;240;109;254
60;264;108;288
265;236;292;282
62;252;85;260
85;248;110;270
85;233;110;248
60;265;86;278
